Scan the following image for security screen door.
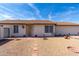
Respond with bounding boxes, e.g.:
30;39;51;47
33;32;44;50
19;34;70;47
4;28;10;38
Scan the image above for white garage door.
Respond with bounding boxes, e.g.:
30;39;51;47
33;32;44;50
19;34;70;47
56;26;79;35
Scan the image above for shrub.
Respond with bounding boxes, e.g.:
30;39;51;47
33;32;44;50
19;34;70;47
11;35;16;38
35;35;37;37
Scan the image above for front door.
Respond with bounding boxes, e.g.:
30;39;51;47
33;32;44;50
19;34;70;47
4;28;10;38
26;25;32;37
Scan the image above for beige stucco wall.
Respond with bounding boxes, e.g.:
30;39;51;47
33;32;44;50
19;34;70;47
0;25;13;38
32;25;54;36
11;25;26;37
0;24;55;38
0;24;26;38
55;25;79;35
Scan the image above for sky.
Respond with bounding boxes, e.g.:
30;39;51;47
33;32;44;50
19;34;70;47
0;3;79;23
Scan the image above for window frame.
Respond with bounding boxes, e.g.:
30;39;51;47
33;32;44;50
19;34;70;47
45;25;53;33
13;25;19;33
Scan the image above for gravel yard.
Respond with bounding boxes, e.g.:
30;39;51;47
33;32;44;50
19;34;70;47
0;37;79;56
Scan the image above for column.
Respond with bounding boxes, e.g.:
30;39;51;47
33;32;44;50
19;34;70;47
53;25;56;36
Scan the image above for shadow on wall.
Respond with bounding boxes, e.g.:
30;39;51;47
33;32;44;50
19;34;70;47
0;39;13;46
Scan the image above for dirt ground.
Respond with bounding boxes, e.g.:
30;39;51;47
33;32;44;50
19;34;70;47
0;37;79;56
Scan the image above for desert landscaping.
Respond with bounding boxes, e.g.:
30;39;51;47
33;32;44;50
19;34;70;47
0;37;79;56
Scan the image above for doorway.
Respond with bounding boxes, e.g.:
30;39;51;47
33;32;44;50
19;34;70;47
4;28;10;38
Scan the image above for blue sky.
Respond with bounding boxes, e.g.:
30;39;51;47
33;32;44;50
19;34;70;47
0;3;79;23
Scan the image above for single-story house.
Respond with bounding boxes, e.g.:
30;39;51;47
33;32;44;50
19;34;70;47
0;20;79;38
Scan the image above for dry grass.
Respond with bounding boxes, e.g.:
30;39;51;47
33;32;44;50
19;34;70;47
0;37;79;56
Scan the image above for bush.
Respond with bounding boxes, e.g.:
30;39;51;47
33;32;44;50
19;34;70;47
64;35;70;39
35;35;37;37
11;35;16;38
23;35;26;37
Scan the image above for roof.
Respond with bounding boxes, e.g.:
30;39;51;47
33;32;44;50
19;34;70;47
56;22;79;26
0;20;55;25
0;20;79;25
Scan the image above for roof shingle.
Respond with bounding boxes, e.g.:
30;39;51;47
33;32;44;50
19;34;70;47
56;22;79;25
0;20;79;25
0;20;55;24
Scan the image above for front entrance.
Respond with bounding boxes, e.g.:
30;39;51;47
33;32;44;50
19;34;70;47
26;25;32;37
4;28;10;38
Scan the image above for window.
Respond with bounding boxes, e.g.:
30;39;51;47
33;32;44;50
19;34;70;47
14;25;18;33
45;25;53;33
45;26;49;33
